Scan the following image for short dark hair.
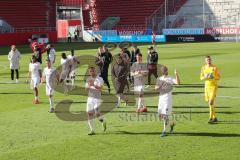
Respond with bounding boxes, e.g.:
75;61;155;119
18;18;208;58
31;55;37;61
137;53;142;57
89;66;95;70
61;53;67;59
205;55;211;59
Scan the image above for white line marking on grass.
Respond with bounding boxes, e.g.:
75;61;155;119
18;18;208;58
183;94;240;99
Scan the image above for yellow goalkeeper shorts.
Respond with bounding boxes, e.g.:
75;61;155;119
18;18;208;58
205;85;218;102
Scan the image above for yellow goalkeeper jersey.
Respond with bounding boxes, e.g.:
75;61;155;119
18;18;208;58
200;64;220;87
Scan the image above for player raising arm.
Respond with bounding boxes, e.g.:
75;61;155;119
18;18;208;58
155;66;180;137
200;56;220;124
85;67;106;135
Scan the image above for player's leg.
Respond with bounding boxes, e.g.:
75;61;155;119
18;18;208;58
120;93;128;106
205;87;212;122
139;88;147;112
49;94;54;113
161;115;168;137
207;87;218;123
153;68;158;79
136;96;142;112
47;85;54;113
147;69;153;86
95;102;106;132
33;78;40;104
116;94;121;107
11;69;14;81
87;112;95;135
209;98;217;122
158;100;167;136
15;69;19;83
69;69;76;87
86;99;95;135
102;75;111;94
34;87;39;104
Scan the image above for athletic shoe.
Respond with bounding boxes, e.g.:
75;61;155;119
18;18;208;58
88;130;95;135
33;99;40;104
125;99;129;107
140;107;148;112
212;118;218;123
49;108;55;113
102;121;107;132
115;103;120;108
208;118;213;124
16;79;19;83
161;131;166;137
170;122;175;134
136;108;141;113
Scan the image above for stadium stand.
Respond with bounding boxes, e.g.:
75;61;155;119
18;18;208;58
87;0;168;29
169;0;240;28
0;0;56;29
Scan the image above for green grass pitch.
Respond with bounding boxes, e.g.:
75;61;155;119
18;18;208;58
0;42;240;160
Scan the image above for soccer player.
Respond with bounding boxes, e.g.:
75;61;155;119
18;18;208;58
29;38;46;53
8;45;21;83
32;45;45;65
200;56;220;124
112;56;129;107
46;44;56;66
131;53;148;112
85;67;106;135
155;66;180;137
28;56;41;104
67;49;80;87
60;53;69;82
95;47;112;94
130;45;141;84
60;53;72;95
147;46;158;87
41;59;55;113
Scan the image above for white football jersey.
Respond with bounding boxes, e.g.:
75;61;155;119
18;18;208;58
48;48;55;62
85;76;104;99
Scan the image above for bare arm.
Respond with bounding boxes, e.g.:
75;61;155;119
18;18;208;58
174;69;180;85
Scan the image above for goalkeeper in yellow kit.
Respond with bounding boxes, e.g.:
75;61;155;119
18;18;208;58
200;56;220;124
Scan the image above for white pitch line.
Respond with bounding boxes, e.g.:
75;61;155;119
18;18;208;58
182;94;240;99
217;95;240;99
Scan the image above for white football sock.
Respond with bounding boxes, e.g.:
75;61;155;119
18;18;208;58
49;97;54;108
88;119;93;131
117;95;121;106
163;116;169;132
71;79;74;86
140;97;145;107
35;96;38;100
137;97;141;109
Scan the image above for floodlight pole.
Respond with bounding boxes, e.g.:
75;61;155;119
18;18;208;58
165;0;167;29
203;0;205;28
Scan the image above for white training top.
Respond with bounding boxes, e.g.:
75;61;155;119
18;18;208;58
61;58;67;65
29;62;41;78
8;50;21;69
48;48;56;63
131;63;148;86
85;76;104;99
